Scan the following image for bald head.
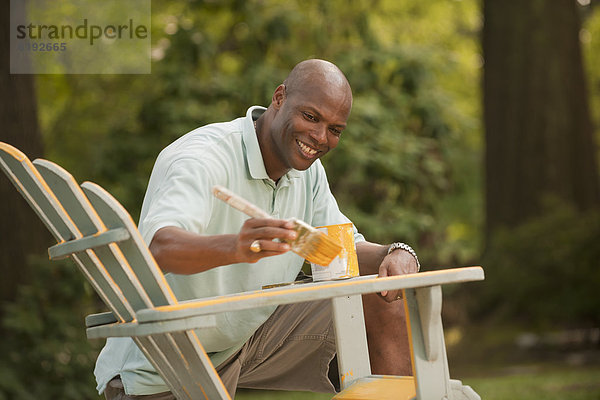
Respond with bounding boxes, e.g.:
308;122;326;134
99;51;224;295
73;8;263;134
283;59;352;108
256;59;353;180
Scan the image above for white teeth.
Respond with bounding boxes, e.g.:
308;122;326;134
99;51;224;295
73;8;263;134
297;140;317;156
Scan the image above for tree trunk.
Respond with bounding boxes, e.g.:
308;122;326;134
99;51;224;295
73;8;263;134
0;0;50;306
483;0;600;236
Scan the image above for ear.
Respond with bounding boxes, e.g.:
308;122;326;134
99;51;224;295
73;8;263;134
271;84;286;110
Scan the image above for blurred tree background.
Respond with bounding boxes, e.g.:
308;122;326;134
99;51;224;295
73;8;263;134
1;0;599;398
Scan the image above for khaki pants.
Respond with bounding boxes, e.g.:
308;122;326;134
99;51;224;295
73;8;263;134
105;300;337;399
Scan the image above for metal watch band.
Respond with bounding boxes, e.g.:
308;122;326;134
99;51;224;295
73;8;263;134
387;242;421;271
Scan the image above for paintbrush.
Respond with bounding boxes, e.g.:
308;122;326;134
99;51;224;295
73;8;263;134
212;185;342;266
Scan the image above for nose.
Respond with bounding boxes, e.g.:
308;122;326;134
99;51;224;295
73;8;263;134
309;124;328;145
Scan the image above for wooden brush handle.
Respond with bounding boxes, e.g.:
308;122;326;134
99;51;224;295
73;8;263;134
212;185;272;219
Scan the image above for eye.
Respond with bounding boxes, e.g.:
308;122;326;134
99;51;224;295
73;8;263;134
329;127;343;137
302;111;317;122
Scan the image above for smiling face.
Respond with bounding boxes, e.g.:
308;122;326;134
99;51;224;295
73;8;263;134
261;61;352;180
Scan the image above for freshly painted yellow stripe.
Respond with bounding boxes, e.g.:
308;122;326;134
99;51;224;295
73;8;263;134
333;376;416;400
154;268;482;313
187;331;232;399
0;142;26;161
402;289;418;393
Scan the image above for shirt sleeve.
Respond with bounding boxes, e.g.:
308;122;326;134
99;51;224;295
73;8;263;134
309;161;365;243
138;156;221;245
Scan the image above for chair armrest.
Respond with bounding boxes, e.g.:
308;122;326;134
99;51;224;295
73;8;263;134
85;311;118;328
136;267;484;324
86;314;217;339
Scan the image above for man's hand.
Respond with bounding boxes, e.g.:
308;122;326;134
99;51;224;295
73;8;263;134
234;218;297;263
150;219;297;275
377;249;419;303
355;241;419;302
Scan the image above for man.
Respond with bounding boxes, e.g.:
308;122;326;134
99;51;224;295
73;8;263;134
95;59;419;399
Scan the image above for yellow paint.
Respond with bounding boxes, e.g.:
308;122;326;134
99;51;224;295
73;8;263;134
187;331;232;400
333;376;416;400
312;223;359;279
1;143;80;240
0;142;27;161
154;268;483;313
340;370;354;386
403;290;418;393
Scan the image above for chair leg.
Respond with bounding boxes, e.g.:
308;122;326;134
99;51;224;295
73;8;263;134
331;295;371;390
404;286;453;399
450;379;481;400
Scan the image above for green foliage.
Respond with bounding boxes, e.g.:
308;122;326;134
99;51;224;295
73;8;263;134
325;47;475;255
474;200;600;327
582;3;600;149
42;0;480;265
0;256;102;400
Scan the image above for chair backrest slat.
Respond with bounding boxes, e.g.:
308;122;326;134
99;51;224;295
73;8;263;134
34;159;105;236
0;145;138;321
32;159;162;313
0;144;77;241
73;252;136;321
81;182;177;308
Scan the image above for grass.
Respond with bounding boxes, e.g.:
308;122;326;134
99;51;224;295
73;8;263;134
236;391;330;400
463;365;600;400
235;365;600;400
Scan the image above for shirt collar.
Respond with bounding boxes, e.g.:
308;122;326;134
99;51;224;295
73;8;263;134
242;106;301;183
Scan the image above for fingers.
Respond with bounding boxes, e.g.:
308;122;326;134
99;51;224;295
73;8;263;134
248;238;291;254
377;255;413;302
378;262;402;302
377;289;404;303
379;263;389;298
237;218;298;262
242;218;297;241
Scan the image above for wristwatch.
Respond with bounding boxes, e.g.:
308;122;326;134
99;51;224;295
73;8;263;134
387;242;420;271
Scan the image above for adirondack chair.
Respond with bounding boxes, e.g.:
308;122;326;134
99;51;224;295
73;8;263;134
0;141;484;400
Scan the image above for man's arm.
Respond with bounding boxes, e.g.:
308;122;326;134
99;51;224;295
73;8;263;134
149;218;297;275
356;240;419;302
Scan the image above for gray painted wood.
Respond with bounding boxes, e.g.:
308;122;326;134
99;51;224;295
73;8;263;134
136;268;484;323
0;145;75;240
34;158;104;236
171;332;231;399
136;336;194;400
85;311;117;328
416;286;442;362
33;159;152;316
48;227;130;259
332;295;371;390
0;146;134;321
151;334;207;399
86;314;216;338
405;287;452;400
81;181;175;308
450;379;481;400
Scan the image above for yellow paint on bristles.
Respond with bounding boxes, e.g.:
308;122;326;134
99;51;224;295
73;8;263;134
289;218;342;265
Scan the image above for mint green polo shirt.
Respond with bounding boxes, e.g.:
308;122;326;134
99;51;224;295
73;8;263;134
94;106;364;395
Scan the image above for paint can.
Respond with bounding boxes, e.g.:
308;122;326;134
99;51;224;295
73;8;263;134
310;223;359;281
